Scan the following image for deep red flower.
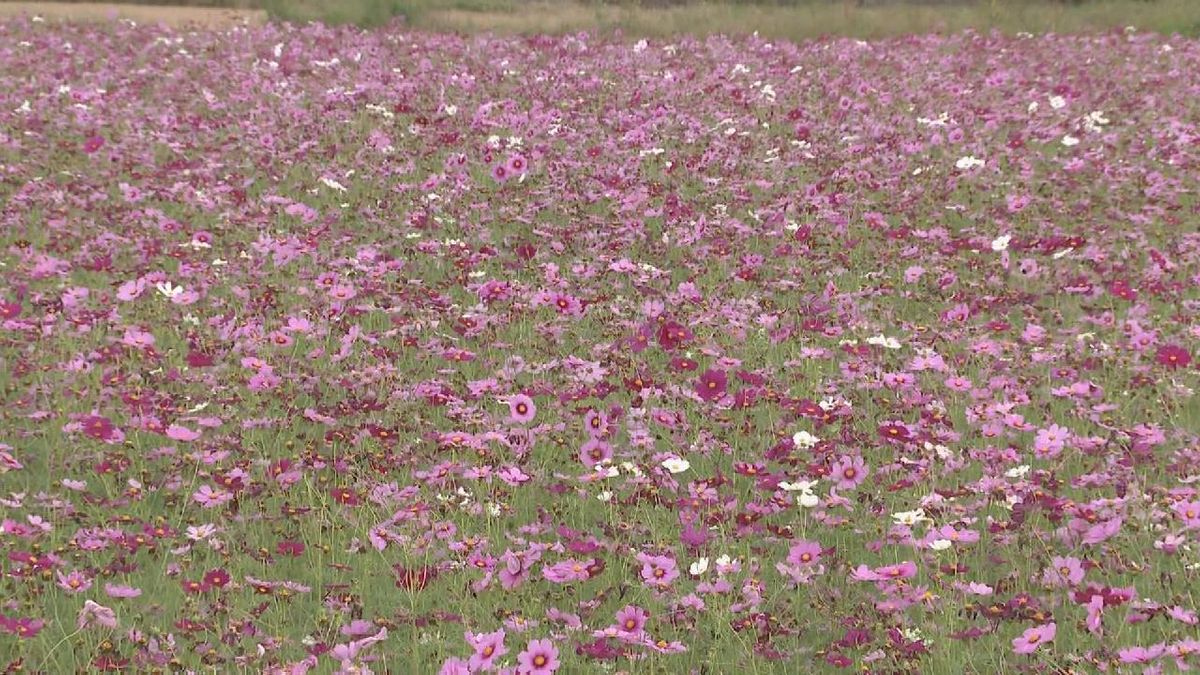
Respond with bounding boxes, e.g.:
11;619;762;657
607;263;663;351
82;135;105;154
276;540;305;557
203;568;231;588
393;563;437;591
81;415;115;441
878;422;912;442
330;487;360;506
181;578;210;595
696;368;728;402
656;320;693;350
1156;344;1192;369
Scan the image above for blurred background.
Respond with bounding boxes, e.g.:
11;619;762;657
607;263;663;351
0;0;1195;37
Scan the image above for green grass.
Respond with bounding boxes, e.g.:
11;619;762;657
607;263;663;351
227;0;1200;36
8;0;1196;36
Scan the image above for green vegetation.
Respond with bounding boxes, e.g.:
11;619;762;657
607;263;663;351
4;0;1199;36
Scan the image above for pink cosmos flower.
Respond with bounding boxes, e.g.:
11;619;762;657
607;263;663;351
328;284;357;301
1033;424;1070;458
850;561;916;583
121;327;156;349
192;484;233;508
439;658;471;675
578;439;612;467
104;583;143;599
508;394;536;424
1042;556;1085;587
506;154;529;177
786;540;823;567
516;638;559;674
831;455;868;490
614;605;649;637
1173;501;1200;530
1169;640;1200;670
542;560;591;584
56;569;92;594
635;552;679;588
1012;623;1055;655
876;561;917;581
465;629;507;671
77;600;118;630
1118;644;1166;664
1085;594;1104;635
165;424;201;442
1168;606;1199;625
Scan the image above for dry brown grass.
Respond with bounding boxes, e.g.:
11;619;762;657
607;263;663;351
0;0;265;26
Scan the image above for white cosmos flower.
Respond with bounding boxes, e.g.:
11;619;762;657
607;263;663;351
991;235;1012;252
689;557;709;576
866;335;902;350
1005;464;1031;479
155;282;183;299
661;457;690;474
930;539;953;551
778;479;819;493
620;461;643;477
892;509;932;526
792;431;820;449
320;177;348;192
597;491;613;502
1062;135;1080;147
798;492;820;508
1049;95;1067;109
955;156;985;170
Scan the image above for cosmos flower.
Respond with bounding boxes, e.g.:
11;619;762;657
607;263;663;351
695;368;727;402
831;455;869;490
77;600;118;630
1012;623;1055;655
516;638;559;674
465;629;508;671
508;394;537;424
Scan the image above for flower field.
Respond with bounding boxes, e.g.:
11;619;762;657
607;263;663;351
1;15;1199;674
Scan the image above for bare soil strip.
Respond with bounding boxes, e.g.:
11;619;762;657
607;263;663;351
0;1;266;27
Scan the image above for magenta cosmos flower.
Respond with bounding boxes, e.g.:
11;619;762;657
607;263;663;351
508;394;537;424
516;638;560;674
1156;344;1192;369
695;368;727;402
1012;623;1056;655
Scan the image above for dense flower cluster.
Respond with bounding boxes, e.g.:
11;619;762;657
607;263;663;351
1;15;1198;673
